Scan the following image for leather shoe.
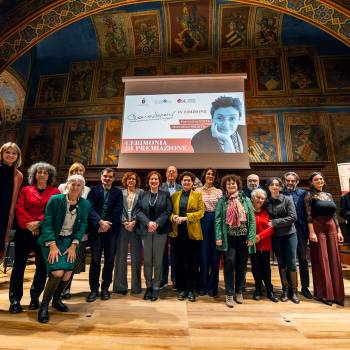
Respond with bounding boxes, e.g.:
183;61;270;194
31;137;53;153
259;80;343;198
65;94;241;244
301;288;313;299
29;299;40;310
280;291;288;302
144;287;152;300
188;291;196;302
52;299;69;312
253;290;261;301
177;291;186;301
9;300;22;314
38;303;49;323
151;289;159;301
101;289;111;300
319;298;333;306
115;290;127;295
86;290;99;302
266;291;279;303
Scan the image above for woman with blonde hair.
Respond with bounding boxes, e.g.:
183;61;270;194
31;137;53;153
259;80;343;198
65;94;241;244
0;142;23;261
58;162;90;299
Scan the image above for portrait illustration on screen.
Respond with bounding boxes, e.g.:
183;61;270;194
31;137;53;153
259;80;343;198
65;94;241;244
191;96;245;153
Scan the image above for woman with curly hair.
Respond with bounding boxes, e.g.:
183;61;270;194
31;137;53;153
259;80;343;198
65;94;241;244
215;174;255;308
9;162;60;313
305;172;345;306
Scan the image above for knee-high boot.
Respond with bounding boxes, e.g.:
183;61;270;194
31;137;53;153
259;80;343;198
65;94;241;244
38;275;61;323
62;274;73;299
52;280;71;312
278;268;288;302
288;270;300;304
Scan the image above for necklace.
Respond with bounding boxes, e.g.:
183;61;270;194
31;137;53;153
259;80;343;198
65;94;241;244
149;191;158;207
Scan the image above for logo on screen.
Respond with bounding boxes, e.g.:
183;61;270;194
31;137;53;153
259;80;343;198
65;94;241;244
138;98;148;106
177;98;196;103
155;98;172;104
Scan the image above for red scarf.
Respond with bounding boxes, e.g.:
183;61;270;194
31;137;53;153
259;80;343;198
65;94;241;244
226;192;247;228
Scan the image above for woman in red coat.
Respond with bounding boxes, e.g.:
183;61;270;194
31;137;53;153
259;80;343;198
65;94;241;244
9;162;60;314
250;188;278;302
0;142;23;260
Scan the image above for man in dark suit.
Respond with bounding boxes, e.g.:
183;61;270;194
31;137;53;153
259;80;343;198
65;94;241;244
282;171;312;299
160;166;182;289
86;168;123;302
191;96;246;153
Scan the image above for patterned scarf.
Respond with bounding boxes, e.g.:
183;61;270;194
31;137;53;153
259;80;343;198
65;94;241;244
226;192;247;228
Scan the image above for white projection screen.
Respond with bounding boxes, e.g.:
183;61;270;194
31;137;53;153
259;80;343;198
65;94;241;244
118;74;250;169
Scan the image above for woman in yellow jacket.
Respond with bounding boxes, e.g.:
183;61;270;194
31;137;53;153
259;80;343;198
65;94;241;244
170;171;205;302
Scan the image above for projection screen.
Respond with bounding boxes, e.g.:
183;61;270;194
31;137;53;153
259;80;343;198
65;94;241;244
118;74;250;169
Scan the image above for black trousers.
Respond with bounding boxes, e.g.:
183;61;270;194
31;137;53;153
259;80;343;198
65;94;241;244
173;232;199;293
89;230;117;291
250;250;273;292
223;235;248;296
295;223;310;289
9;228;47;302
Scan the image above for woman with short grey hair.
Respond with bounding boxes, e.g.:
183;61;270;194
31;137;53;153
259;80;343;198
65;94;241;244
250;188;278;302
9;162;60;314
28;162;57;186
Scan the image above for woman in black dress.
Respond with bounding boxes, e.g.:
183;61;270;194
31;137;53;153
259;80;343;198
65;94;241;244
305;172;345;306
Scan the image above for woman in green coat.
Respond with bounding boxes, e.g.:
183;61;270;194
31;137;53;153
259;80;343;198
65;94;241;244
215;174;256;308
37;174;90;323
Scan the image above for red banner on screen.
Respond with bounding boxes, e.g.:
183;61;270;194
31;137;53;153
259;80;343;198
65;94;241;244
122;139;194;153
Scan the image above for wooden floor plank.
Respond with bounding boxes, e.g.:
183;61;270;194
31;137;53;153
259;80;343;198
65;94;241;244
1;263;350;349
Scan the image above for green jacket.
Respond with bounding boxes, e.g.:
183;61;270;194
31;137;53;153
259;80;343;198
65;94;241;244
215;194;256;254
38;194;90;246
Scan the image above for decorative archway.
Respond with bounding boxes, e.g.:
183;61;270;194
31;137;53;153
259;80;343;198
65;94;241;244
0;70;26;142
0;0;349;73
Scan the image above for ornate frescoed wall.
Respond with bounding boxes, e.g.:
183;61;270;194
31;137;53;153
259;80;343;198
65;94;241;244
5;0;348;196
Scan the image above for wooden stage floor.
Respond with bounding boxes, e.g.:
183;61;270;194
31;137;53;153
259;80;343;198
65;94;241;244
1;263;350;350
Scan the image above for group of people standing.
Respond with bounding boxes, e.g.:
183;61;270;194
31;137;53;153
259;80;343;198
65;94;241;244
0;141;347;324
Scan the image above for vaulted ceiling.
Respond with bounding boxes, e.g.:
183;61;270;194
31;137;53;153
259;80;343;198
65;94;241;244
0;0;350;73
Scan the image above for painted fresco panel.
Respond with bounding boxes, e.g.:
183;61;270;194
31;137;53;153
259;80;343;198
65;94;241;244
67;62;95;104
219;4;250;50
94;61;127;103
287;55;320;92
36;74;67;107
22;123;62;167
164;0;213;58
101;119;122;165
221;58;250;93
255;56;284;94
93;13;132;59
284;112;329;162
164;60;217;74
130;11;161;57
246;114;281;162
321;57;350;91
330;113;350;163
253;7;283;48
61;119;99;166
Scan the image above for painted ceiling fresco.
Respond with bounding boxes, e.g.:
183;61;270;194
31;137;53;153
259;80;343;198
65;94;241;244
0;0;350;73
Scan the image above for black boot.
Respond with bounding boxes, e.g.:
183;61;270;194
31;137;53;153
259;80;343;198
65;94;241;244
279;268;289;302
52;280;70;312
288;271;300;304
38;275;61;323
62;276;73;300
